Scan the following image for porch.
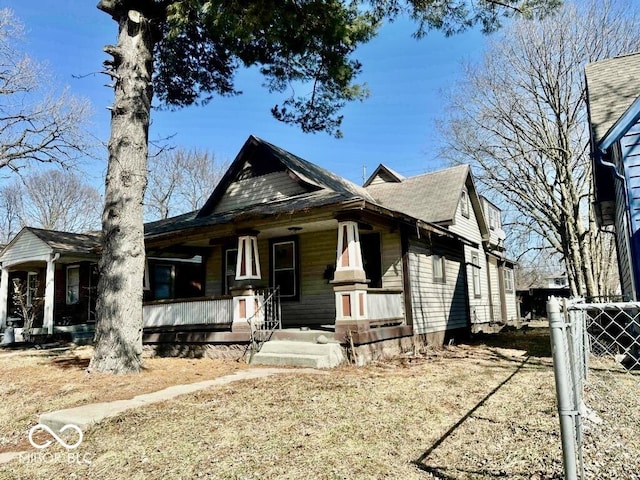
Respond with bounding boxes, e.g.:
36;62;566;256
144;207;412;347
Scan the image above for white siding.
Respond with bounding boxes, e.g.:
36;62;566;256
504;265;518;321
487;256;502;322
0;230;52;267
465;246;491;324
449;192;483;243
214;171;307;213
409;239;467;335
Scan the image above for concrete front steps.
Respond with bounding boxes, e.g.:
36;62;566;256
250;330;345;368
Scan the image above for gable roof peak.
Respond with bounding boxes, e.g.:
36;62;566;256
197;135;374;218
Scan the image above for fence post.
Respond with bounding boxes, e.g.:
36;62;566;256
547;296;579;480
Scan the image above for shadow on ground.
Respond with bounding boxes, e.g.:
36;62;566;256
469;325;552;358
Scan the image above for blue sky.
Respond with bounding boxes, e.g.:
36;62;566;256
5;1;489;189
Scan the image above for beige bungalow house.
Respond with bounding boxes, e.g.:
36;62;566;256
142;135;518;361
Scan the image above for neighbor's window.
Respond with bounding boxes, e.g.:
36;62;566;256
489;206;501;230
66;266;80;305
432;254;445;283
461;189;470;218
27;272;38;307
504;268;514;293
224;248;238;294
471;252;481;298
153;264;175;300
273;239;297;298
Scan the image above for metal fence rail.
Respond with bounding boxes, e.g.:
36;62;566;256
547;297;640;480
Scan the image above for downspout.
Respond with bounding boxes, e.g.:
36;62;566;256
593;149;637;300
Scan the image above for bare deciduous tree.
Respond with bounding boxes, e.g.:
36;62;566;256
441;0;639;297
0;169;101;238
145;148;227;220
0;8;92;171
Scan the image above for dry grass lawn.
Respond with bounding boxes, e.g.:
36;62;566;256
0;329;637;480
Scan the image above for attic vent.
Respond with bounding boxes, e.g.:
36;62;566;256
237;146;287;180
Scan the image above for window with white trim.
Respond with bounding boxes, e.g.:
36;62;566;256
66;266;80;305
27;272;38;307
272;239;297;298
432;254;445;283
504;268;514;293
461;189;470;218
471;252;481;298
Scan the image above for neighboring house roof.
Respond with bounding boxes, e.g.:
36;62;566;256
363;164;406;187
365;164;471;224
26;227;101;255
586;52;640;146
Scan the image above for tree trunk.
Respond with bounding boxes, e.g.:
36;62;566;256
89;7;155;374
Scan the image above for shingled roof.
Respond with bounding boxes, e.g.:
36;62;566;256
27;227;101;255
197;135;373;218
586;52;640;146
365;164;470;224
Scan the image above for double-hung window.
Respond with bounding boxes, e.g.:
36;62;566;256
272;239;297;299
27;272;38;307
66;266;80;305
432;254;445;283
471;253;481;298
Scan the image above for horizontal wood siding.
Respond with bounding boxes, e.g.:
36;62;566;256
205;249;223;296
381;231;403;290
615;139;637;297
409;237;468;334
465;245;491;324
214;171;307;214
280;230;336;326
449;192;483;244
504;265;518;321
487;256;502;322
1;230;51;266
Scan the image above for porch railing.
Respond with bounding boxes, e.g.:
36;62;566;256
367;288;404;324
143;296;233;328
248;287;281;359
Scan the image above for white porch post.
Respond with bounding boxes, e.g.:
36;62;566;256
43;254;57;335
231;234;262;333
235;235;261;281
332;220;369;337
0;266;8;330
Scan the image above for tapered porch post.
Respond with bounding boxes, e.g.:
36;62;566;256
332;220;369;338
43;254;58;335
231;233;263;333
0;266;8;330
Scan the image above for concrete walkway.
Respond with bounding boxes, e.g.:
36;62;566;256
0;367;327;464
40;367;327;431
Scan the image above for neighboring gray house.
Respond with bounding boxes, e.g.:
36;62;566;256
0;227;100;338
143;135;518;351
586;52;640;300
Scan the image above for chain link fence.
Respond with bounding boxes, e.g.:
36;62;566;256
547;297;640;480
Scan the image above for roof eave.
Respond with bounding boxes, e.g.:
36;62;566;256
599;95;640;153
